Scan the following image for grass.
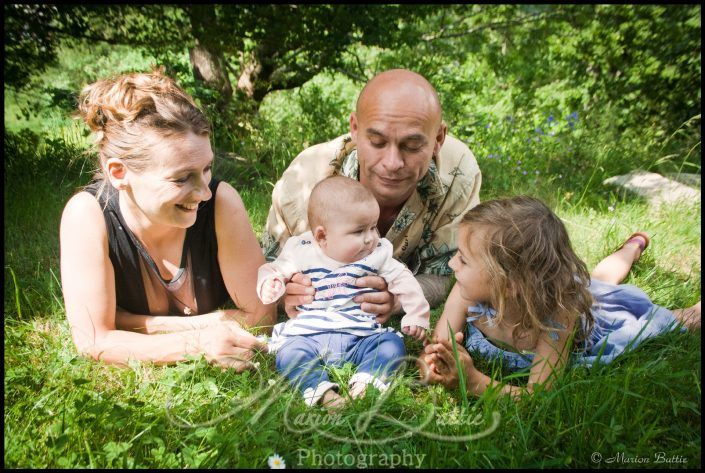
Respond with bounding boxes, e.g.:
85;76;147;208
4;36;701;469
4;161;701;467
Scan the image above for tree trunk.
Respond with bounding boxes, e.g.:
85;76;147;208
187;5;232;108
236;55;261;99
237;42;276;103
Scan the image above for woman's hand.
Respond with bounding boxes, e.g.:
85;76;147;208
197;323;266;371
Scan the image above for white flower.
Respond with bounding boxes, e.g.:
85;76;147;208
268;379;276;386
268;454;286;469
608;205;615;212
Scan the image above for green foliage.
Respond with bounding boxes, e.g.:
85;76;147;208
4;5;79;89
4;5;433;108
4;129;93;183
455;5;700;136
3;4;702;468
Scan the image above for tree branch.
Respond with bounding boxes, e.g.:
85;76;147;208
422;10;566;42
333;67;367;83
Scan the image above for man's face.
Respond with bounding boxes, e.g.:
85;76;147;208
350;93;446;210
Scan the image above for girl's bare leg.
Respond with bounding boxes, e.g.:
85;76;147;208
672;301;701;330
591;235;648;285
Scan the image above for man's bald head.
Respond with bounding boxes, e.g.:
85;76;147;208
356;69;442;129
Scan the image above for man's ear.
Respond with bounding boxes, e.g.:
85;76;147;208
313;225;327;249
349;112;358;142
433;121;448;158
105;158;129;190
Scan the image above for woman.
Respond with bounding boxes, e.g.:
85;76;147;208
60;69;275;370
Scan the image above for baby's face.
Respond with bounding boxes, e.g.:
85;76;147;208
320;201;380;263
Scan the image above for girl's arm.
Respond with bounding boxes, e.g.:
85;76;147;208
524;312;575;389
431;282;471;342
214;182;277;330
60;192;263;367
418;283;471;381
422;334;529;399
429;312;575;399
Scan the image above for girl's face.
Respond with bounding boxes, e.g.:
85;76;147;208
122;131;213;229
448;226;493;304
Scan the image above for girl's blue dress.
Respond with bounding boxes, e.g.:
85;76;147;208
464;278;684;370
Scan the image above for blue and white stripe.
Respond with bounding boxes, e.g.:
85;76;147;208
267;262;401;352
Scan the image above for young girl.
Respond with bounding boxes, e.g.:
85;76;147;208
421;196;700;397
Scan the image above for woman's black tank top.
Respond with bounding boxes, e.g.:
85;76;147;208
84;179;230;315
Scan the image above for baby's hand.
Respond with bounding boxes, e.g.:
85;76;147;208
402;325;426;341
260;279;283;305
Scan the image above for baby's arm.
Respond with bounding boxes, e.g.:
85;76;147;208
385;268;430;341
256;236;303;305
257;265;287;304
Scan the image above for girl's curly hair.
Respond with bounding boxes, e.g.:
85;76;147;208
460;196;594;347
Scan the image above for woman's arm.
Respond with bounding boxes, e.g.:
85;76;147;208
115;308;249;334
60;192;262;367
214;182;276;330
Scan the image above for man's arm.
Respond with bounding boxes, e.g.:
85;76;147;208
354;273;450;325
416;273;452;309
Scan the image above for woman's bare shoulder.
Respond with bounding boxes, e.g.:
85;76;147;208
61;191;106;237
214;181;245;210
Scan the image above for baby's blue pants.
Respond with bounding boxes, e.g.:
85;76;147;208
275;331;406;394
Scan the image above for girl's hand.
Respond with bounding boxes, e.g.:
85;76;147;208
423;332;476;390
416;352;446;385
402;325;426;341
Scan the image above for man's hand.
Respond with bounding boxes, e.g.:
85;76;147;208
353;275;399;324
283;272;315;318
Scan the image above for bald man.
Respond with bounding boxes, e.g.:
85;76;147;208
262;69;481;321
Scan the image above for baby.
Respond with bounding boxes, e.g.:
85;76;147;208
257;176;430;407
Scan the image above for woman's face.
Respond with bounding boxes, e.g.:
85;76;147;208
123;131;213;229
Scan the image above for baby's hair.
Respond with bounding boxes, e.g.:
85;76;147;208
460;196;594;346
308;176;378;230
77;67;210;194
